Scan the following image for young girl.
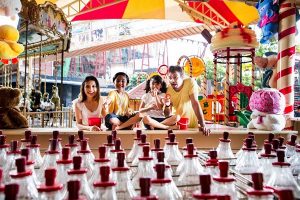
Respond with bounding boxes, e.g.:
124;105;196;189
74;76;108;131
139;75;179;130
105;72;142;130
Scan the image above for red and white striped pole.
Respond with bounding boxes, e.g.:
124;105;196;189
277;0;296;129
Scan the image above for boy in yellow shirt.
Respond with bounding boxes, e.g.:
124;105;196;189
165;66;210;135
105;72;142;130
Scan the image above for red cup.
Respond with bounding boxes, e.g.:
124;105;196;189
88;117;101;127
177;117;189;130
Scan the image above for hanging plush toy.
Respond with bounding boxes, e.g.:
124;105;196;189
254;52;278;88
0;0;22;20
256;0;279;44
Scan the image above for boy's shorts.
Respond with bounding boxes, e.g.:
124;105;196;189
144;117;167;130
105;113;136;130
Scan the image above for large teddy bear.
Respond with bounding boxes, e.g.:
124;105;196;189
247;88;286;131
0;87;28;129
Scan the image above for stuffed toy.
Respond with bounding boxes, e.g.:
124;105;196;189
0;0;22;20
0;25;24;61
256;0;279;44
247;88;286;131
29;88;42;112
51;85;60;111
0;87;28;129
254;52;278;88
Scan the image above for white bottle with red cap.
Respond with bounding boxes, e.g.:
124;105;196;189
4;183;19;200
89;146;111;189
20;130;32;150
77;131;94;160
127;129;142;162
216;132;235;161
193;174;230;200
57;147;73;197
165;134;183;166
235;138;259;175
257;133;275;157
178;143;204;186
176;138;194;174
9;157;38;199
247;173;273;200
93;166;117;200
48;131;62;152
77;139;94;179
163;129;173;151
66;180;86;200
26;135;43;168
104;134;115;158
151;139;164;164
20;148;40;186
110;139;127;168
285;134;297;158
0;135;9;168
236;132;256;160
67;156;93;200
257;143;277;183
112;152;136;199
38;139;60;183
212;161;238;200
132;134;151;166
155;151;173;181
204;150;219;177
289;148;300;176
37;168;63;200
0;169;4;199
65;135;79;158
151;163;182;200
132;177;158;200
3;141;21;184
132;145;155;189
267;150;300;199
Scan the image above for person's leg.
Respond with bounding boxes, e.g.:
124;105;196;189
143;116;169;130
115;113;142;130
161;115;181;126
105;114;121;130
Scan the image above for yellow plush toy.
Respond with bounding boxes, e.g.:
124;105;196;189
0;25;24;60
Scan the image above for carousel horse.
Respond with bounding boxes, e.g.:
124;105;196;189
50;85;60;126
41;92;55;126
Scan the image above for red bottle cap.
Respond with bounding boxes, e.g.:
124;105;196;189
245;138;253;149
251;173;263;190
157;151;164;163
53;130;59;139
187;143;195;155
4;183;19;200
272;139;279;151
209;150;217;160
117;152;126;167
200;174;211;194
73;156;82;170
78;130;84;140
16;157;26;173
20;148;30;162
45;168;56;186
186;138;193;144
100;166;110;182
264;143;272;155
30;135;38;145
223;132;229;140
276;189;294;200
219;161;228;178
48;139;58;153
140;134;147;144
21;130;31;142
115;139;121;151
154;139;160;149
277;150;285;163
98;146;106;159
0;135;6;145
140;177;151;197
278;136;285;147
143;145;150;157
169;134;175;143
167;129;173;136
78;139;90;153
267;133;275;143
136;130;142;140
67;180;80;200
287;134;297;146
107;134;113;145
0;130;2;135
62;147;70;160
10;140;18;152
156;163;165;179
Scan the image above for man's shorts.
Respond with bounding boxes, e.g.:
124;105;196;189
105;113;136;130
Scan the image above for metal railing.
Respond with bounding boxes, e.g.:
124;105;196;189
25;107;74;128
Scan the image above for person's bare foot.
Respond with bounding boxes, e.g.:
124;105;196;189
112;125;118;130
150;125;154;130
169;124;180;130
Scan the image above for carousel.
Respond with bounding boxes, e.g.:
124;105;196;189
0;0;299;199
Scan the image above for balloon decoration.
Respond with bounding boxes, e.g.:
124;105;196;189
183;56;205;77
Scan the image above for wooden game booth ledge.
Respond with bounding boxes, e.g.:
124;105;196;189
2;124;297;152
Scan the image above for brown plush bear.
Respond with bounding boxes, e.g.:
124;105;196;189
0;87;28;129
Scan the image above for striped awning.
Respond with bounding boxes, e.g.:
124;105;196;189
43;24;210;62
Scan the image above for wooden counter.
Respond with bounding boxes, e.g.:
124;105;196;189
2;124;297;152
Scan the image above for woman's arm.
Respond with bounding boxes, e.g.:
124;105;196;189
74;104;100;131
189;92;210;136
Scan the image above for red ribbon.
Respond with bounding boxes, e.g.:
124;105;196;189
284;105;294;114
279;86;293;95
278;46;295;58
276;67;294;80
278;27;296;40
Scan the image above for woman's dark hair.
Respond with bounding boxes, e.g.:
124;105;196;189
113;72;129;84
169;65;184;76
79;76;100;102
144;75;167;93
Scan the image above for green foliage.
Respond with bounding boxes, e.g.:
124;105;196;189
255;41;278;56
127;73;147;91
